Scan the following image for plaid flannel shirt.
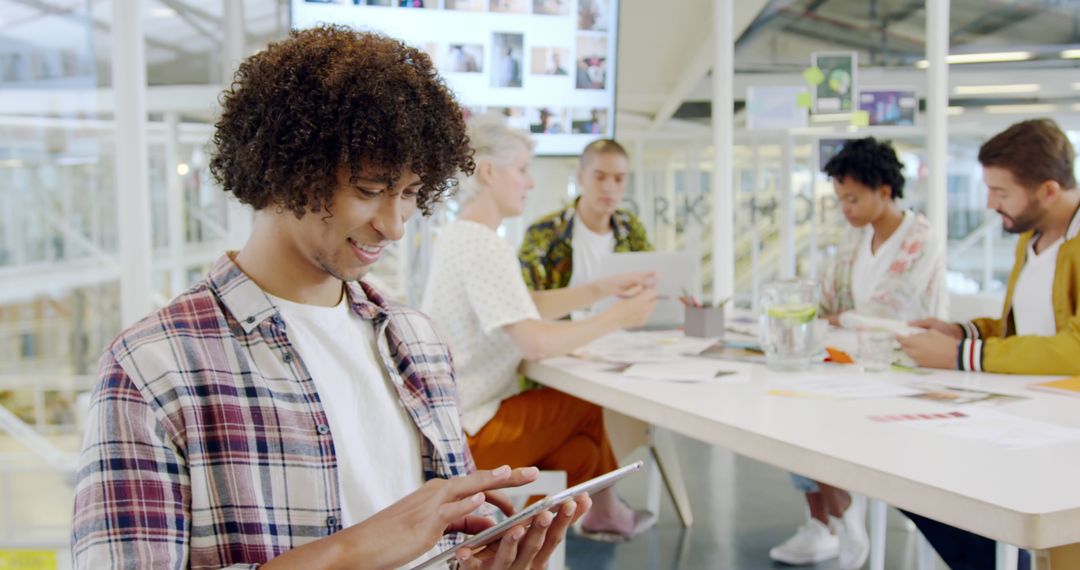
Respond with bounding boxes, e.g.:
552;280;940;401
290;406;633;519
72;254;474;569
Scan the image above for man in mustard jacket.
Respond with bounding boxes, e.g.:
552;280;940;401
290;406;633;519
900;118;1080;376
898;119;1080;569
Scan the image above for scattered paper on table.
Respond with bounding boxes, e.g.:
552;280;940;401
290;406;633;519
1029;376;1080;397
882;407;1080;449
769;375;923;400
542;356;627;376
699;342;767;364
576;331;719;364
906;385;1026;407
622;360;738;383
869;411;969;423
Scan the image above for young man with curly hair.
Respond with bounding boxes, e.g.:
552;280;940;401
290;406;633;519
72;26;587;570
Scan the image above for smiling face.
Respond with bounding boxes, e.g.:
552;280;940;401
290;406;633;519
832;176;893;228
279;164;421;282
983;165;1048;234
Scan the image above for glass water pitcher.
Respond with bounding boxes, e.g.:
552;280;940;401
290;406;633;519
759;279;823;372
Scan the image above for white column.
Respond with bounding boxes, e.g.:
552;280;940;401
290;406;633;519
634;140;654;238
711;0;735;306
927;0;950;258
112;1;154;327
165;112;185;298
3;183;22;264
686;144;703;300
223;0;252;249
780;133;795;278
750;136;761;311
661;153;677;249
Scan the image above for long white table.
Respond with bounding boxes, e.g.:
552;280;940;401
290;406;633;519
522;334;1080;565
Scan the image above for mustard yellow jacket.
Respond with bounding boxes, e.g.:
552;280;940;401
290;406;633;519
957;229;1080;374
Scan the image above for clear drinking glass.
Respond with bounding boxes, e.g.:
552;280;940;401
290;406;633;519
759;279;823;372
856;330;895;372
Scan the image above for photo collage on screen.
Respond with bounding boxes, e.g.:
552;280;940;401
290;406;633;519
300;0;614;149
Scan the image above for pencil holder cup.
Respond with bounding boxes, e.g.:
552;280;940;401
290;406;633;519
684;305;725;338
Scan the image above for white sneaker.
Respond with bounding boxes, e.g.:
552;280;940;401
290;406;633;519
769;518;839;565
835;494;870;570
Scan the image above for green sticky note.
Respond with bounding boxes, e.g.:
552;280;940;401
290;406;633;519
795;91;812;109
850;110;870;127
802;66;825;86
0;550;57;570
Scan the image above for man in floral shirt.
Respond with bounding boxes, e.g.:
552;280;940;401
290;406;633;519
519;139;652;294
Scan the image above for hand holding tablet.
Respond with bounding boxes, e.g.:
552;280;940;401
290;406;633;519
411;461;644;569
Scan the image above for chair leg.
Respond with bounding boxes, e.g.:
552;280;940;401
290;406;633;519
869;499;887;570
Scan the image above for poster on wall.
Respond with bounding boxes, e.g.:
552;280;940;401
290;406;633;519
290;0;619;156
858;88;917;126
746;85;809;130
812;51;857;114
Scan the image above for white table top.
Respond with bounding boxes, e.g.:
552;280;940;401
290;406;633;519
522;332;1080;550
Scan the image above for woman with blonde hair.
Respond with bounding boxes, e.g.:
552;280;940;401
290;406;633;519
422;113;657;540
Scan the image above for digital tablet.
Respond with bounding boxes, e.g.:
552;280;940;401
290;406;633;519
594;251;698;329
409;461;644;569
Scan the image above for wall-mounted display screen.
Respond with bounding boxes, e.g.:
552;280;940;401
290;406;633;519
291;0;619;156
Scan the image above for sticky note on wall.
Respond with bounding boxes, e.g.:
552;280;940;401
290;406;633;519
0;550;57;570
802;66;825;86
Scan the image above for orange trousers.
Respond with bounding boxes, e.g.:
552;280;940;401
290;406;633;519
467;388;618;487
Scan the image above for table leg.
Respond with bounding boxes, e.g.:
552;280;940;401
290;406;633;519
916;532;936;570
868;499;887;570
1032;549;1049;570
996;541;1018;570
645;452;662;517
650;428;694;527
601;410;693;527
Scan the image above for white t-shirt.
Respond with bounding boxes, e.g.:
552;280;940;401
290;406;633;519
850;211;914;314
422;220;541;436
1012;206;1080;336
269;291;424;529
1013;237;1064;336
567;213;617;319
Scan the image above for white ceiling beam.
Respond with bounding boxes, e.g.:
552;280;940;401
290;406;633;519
647;0;771;131
647;34;715;132
718;67;1080;101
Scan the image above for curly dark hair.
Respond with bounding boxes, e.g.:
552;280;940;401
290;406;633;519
209;25;474;216
823;137;905;199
